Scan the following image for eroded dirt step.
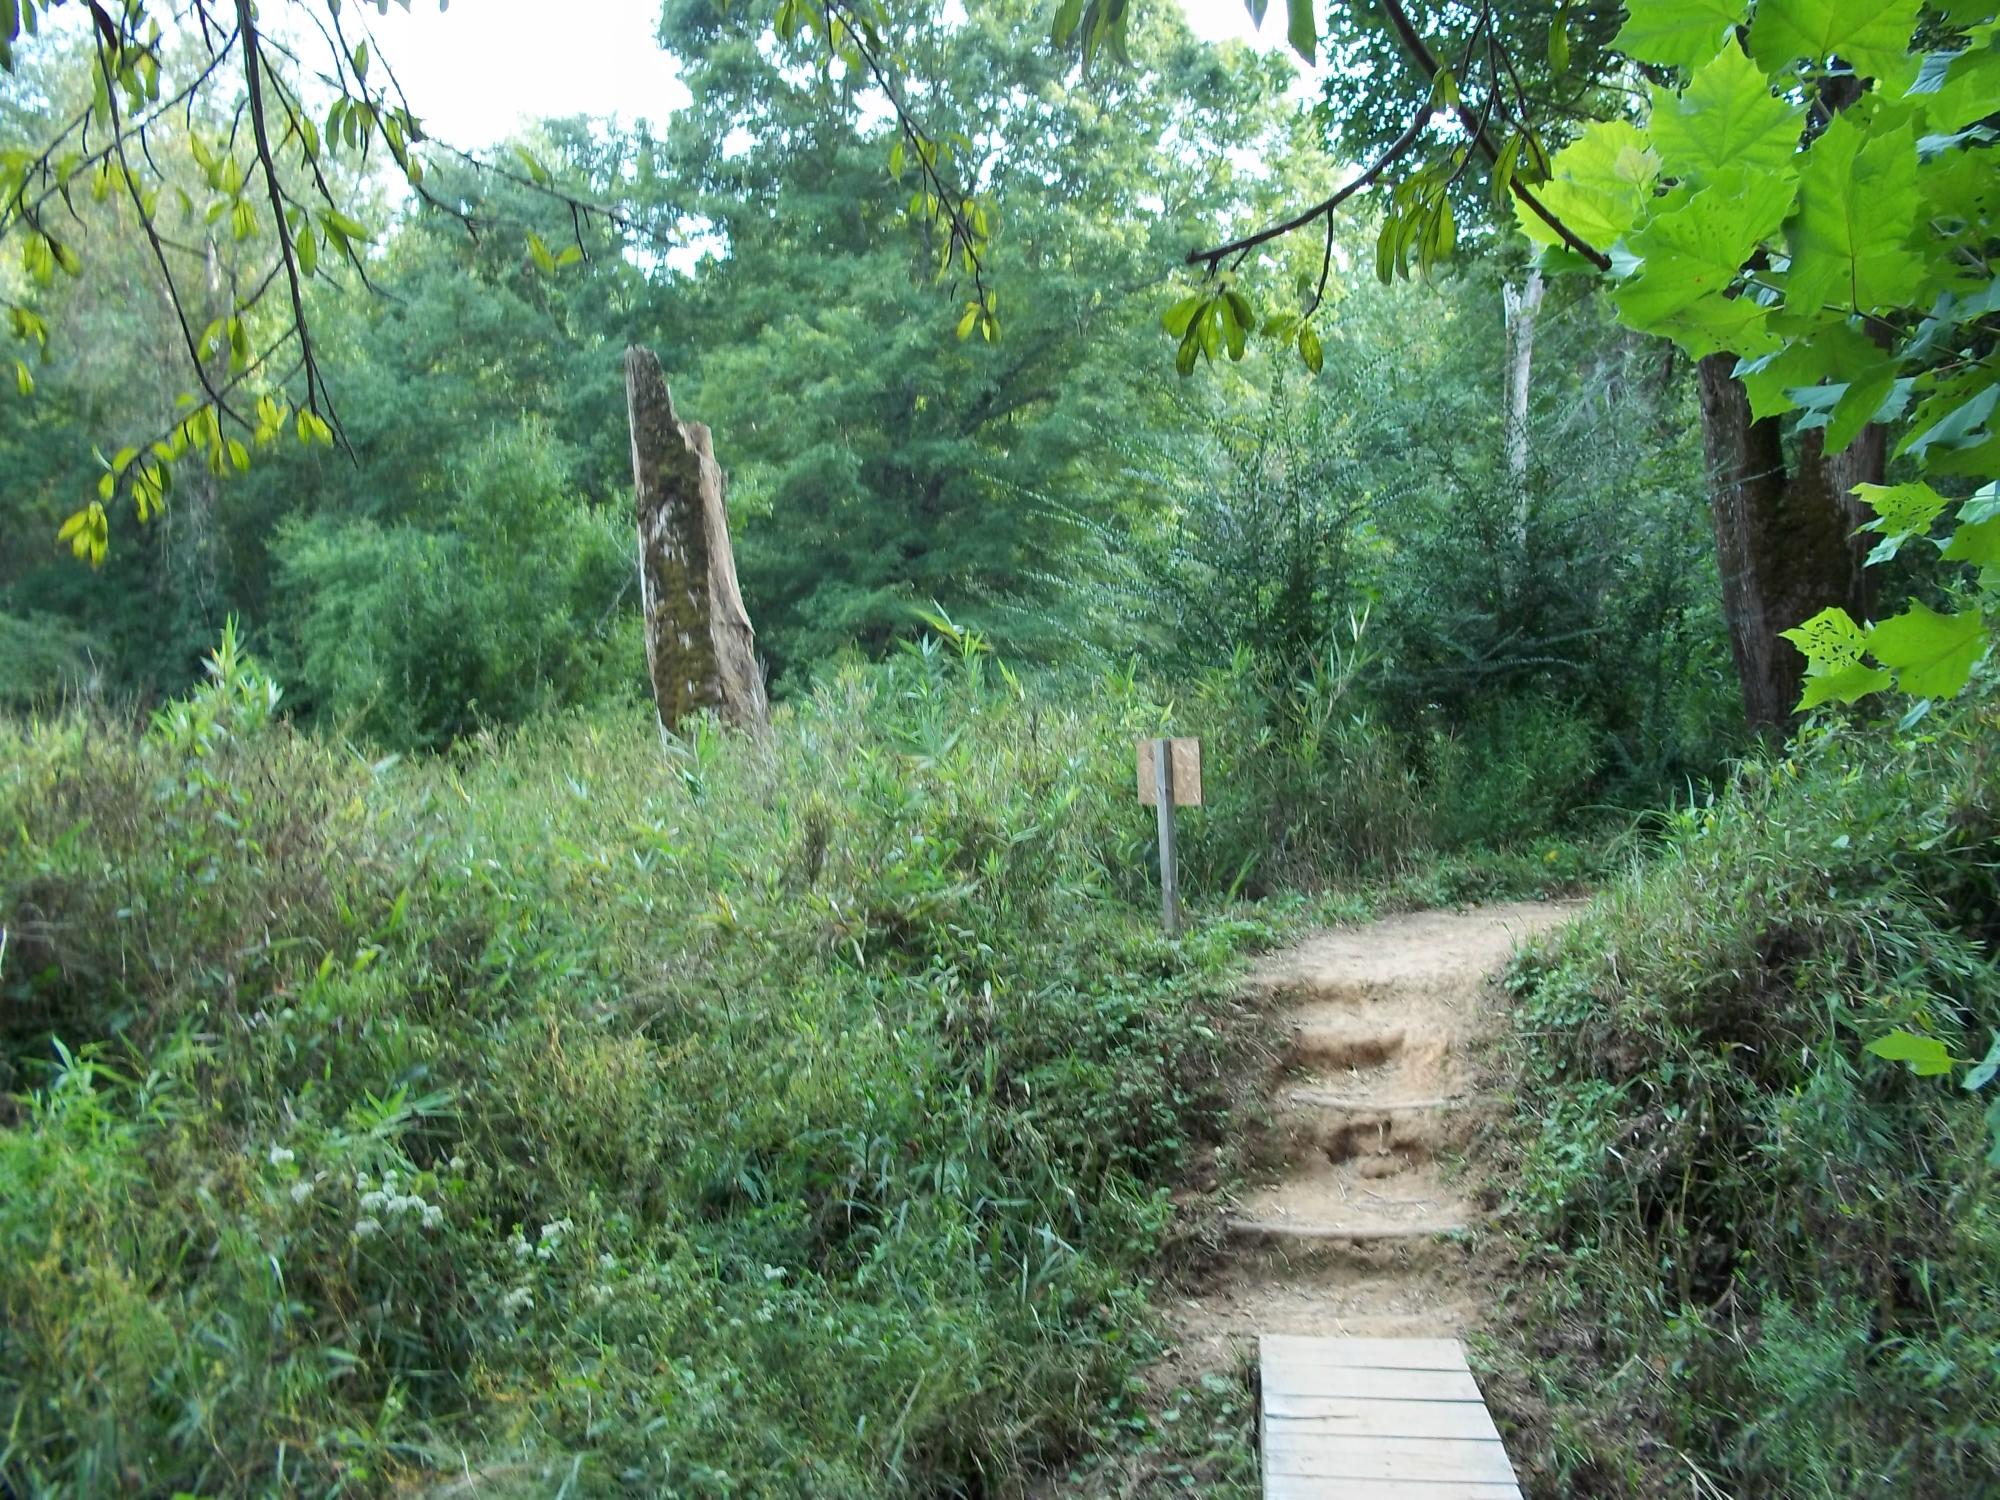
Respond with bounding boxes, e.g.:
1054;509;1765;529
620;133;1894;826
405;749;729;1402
1164;901;1575;1387
1282;1099;1468;1177
1231;1154;1478;1239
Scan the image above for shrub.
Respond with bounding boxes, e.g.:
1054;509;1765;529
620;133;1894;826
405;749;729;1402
272;420;641;749
0;629;1271;1497
1495;701;2000;1497
1175;633;1429;896
1426;694;1601;850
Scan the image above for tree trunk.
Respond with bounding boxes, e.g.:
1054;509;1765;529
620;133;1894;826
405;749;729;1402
625;345;770;737
1696;354;1879;732
1501;267;1543;496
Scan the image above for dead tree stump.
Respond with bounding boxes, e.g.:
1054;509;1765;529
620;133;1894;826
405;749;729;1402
624;346;770;737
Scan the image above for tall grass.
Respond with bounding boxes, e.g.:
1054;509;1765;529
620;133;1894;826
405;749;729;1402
0;630;1274;1497
1495;702;2000;1497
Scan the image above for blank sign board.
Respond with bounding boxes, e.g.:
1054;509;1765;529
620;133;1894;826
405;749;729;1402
1137;737;1203;807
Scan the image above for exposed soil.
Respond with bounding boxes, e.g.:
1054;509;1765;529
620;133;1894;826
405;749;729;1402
1160;902;1575;1379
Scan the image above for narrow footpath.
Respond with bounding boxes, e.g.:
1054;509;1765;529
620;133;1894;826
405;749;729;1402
1169;902;1572;1370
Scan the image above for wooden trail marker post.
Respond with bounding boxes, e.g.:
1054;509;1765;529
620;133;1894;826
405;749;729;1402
1139;737;1202;936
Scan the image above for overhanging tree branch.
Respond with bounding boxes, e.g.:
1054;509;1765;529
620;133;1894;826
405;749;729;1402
1187;102;1437;270
235;0;342;448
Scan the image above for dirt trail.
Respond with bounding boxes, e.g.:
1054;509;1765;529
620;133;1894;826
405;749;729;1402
1166;902;1573;1376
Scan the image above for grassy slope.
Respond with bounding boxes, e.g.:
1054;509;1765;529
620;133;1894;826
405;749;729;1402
1;643;1286;1498
1492;705;2000;1497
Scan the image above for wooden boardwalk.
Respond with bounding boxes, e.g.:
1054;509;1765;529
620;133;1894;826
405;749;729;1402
1259;1335;1523;1499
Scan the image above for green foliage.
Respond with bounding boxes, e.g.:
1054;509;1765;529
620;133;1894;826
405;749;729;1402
1498;701;2000;1494
0;631;1275;1496
0;610;90;709
1135;269;1743;816
1174;636;1433;895
1532;0;2000;712
1426;695;1601;850
272;421;640;750
653;0;1299;678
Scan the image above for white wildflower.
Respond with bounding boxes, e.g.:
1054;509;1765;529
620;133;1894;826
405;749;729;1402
352;1216;383;1239
448;1155;466;1172
422;1204;444;1229
358;1190;389;1213
500;1285;533;1316
267;1145;295;1168
597;1253;618;1272
290;1180;314;1205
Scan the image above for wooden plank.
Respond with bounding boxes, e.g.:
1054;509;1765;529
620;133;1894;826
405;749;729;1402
1261;1335;1469;1372
1136;736;1203;806
1263;1398;1501;1441
1261;1368;1484;1405
1264;1478;1518;1500
1262;1434;1520;1484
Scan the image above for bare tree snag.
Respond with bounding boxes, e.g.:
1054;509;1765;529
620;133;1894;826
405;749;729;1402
624;345;770;737
1697;353;1879;733
1501;267;1543;495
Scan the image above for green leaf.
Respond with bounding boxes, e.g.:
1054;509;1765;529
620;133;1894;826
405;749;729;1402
319;208;374;242
1901;381;1998;463
1866;600;1986;698
1798;659;1893;706
13;358;30;396
1853;480;1949;537
1940;515;2000;569
1490;134;1523;215
1964;1032;2000;1093
1298;322;1323;374
351;41;369;81
1612;172;1793;356
1515;122;1659;254
1549;7;1571;75
1781;604;1868;673
1614;0;1746;73
1286;0;1316;65
1748;0;1923;80
1786;114;1923;318
1647;42;1803;187
1161;294;1204;338
1822;365;1900;453
512;146;551;186
1865;1028;1955;1076
956;303;979;340
526;232;556;275
1909;42;2000;133
1223;290;1253;360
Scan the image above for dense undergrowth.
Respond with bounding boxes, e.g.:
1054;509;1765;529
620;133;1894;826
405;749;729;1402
1497;699;2000;1497
0;630;1300;1498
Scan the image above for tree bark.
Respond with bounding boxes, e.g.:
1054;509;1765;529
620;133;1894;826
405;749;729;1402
625;345;770;737
1501;267;1543;496
1696;354;1879;732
